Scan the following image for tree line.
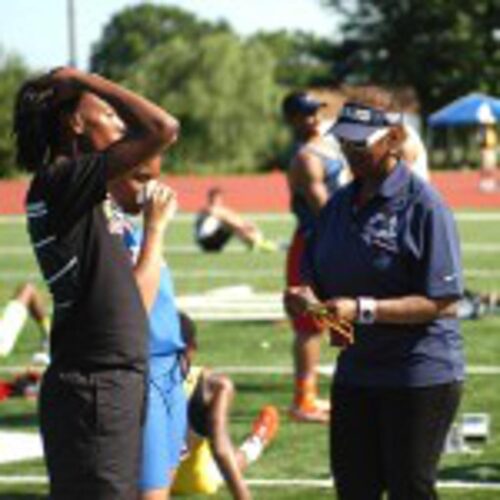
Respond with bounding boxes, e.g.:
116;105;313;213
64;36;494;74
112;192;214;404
0;1;498;176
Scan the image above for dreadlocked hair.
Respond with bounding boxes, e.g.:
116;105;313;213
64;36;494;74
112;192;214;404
13;78;80;172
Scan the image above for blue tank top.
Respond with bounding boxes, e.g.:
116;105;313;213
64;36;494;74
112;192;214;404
291;144;345;232
123;226;185;358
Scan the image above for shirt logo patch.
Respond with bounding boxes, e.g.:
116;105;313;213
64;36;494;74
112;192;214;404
363;213;398;253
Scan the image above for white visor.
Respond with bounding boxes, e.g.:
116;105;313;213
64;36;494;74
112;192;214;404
331;123;389;145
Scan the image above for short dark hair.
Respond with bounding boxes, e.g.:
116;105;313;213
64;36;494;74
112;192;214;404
12;77;81;172
207;186;223;202
282;91;305;119
281;91;325;120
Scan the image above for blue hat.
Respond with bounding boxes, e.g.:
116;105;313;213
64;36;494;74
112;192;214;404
282;92;326;117
331;102;403;143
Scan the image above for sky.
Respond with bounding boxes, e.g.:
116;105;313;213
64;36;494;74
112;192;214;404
0;0;340;71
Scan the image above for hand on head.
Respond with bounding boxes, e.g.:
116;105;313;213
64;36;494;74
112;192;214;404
29;67;83;108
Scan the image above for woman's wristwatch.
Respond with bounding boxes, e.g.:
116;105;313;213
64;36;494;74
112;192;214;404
356;297;377;324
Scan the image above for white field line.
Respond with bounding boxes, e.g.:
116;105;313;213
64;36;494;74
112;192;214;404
1;268;500;282
455;213;500;222
211;365;500;376
0;216;26;224
0;242;499;256
1;364;500;375
0;476;48;484
0;213;294;224
465;269;500;278
2;211;500;225
0;270;285;282
0;245;255;256
1;475;500;490
248;479;500;490
462;243;500;253
0;366;287;375
248;479;500;491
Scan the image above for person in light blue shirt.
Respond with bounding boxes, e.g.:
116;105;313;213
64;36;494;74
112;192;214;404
108;156;187;500
285;87;463;500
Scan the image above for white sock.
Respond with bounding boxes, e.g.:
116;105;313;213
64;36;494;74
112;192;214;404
239;435;264;465
0;300;28;357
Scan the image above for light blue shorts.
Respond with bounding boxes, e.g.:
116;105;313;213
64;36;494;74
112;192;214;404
139;354;188;491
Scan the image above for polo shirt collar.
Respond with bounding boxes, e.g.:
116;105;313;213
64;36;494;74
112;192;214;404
349;161;411;212
378;161;411;199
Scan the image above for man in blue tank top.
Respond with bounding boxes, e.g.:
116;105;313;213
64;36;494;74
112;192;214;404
282;91;348;423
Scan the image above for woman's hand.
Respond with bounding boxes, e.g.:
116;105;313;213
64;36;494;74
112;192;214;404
143;182;178;235
324;297;357;323
284;285;321;318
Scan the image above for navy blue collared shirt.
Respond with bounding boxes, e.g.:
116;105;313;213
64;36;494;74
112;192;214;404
303;162;464;387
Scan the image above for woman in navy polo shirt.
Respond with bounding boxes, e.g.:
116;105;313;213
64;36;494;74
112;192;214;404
285;87;464;500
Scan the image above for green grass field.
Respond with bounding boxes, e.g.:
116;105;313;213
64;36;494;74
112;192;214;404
0;211;500;499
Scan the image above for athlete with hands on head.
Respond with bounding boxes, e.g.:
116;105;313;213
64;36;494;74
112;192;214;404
14;66;179;500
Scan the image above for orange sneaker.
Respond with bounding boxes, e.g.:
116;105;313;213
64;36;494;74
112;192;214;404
289;401;330;424
251;405;280;446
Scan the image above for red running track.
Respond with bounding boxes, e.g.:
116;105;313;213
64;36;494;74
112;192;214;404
1;171;500;215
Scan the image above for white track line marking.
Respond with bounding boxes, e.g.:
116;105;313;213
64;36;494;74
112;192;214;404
0;476;46;484
2;365;500;375
2;475;500;490
465;270;500;278
247;479;500;490
1;242;499;255
1;269;500;281
221;365;500;376
0;213;294;224
455;213;500;222
0;432;42;465
463;243;500;252
0;270;284;281
1;211;500;224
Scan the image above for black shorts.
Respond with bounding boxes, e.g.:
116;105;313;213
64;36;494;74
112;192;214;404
195;214;232;252
197;229;232;252
188;373;210;438
39;366;146;500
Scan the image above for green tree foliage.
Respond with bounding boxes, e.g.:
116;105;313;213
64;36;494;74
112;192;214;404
90;3;230;80
123;32;285;173
250;30;337;87
89;3;347;173
323;0;500;114
0;49;29;177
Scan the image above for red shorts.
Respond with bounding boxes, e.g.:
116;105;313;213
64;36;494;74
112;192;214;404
286;229;323;335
